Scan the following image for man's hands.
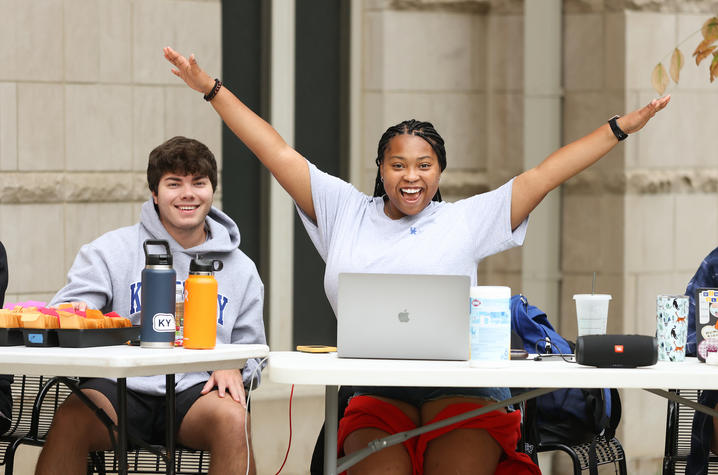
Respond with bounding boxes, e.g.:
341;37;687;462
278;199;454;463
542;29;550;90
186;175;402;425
163;46;216;96
201;369;247;408
617;95;671;135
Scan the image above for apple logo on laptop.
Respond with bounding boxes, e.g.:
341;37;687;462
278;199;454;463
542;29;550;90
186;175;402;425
398;309;410;322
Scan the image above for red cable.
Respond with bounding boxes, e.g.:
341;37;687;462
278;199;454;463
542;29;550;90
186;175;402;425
274;384;294;475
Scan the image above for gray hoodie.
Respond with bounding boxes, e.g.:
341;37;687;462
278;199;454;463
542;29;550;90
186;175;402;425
51;199;266;395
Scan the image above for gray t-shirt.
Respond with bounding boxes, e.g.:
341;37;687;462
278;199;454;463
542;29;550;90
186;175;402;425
297;162;528;314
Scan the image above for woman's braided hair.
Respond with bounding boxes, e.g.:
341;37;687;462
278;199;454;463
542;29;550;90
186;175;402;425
372;119;446;201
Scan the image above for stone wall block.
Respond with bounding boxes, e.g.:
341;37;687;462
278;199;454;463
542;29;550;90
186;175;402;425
17;83;64;171
133;0;175;84
0;204;66;294
64;0;99;83
564;13;604;91
173;0;221;82
562;193;625;273
470;15;489;91
488;0;523;15
133;86;165;171
360;167;378;197
65;85;132;171
133;172;151;200
604;13;626;90
672;270;694;296
15;0;63;81
623;169;718;194
565;0;607;14
482;245;522;274
623;273;637;333
563;91;625;172
674;193;718;271
363;12;386;91
360;92;387;186
478;269;522;296
363;0;395;10
625;11;676;90
99;0;132;83
637;273;675;334
132;0;222;87
63;172;147;202
625;194;675;272
618;390;665;465
488;14;523;92
391;0;490;14
0;83;17;170
164;87;222;161
487;93;523;183
0;0;18;81
634;91;717;169
365;11;477;91
63;202;135;272
0;173;63;203
439;169;489;201
360;91;486;171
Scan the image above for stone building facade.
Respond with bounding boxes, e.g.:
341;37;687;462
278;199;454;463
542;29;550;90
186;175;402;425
2;0;718;473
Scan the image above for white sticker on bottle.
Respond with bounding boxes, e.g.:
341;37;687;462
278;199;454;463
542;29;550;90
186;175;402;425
152;313;176;332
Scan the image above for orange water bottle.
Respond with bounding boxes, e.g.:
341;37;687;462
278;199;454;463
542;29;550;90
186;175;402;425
183;257;223;349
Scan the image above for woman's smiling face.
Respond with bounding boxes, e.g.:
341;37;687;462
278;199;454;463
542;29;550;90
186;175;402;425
379;134;441;220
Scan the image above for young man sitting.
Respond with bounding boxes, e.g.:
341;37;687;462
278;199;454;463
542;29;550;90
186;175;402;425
35;137;266;475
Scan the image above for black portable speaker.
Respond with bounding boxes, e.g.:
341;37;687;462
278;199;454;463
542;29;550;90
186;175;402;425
576;334;657;368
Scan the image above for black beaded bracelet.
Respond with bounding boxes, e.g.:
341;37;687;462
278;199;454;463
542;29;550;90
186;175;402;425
203;78;222;102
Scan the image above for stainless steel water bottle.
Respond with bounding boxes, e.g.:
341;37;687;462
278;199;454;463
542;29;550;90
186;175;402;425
140;240;176;348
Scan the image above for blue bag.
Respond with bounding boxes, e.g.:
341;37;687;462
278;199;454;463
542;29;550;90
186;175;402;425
510;294;621;446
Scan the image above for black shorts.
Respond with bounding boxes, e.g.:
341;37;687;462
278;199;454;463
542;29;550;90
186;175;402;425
79;378;205;446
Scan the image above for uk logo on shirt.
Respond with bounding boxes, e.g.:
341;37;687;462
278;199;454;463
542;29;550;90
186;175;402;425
129;281;228;325
410;227;418;235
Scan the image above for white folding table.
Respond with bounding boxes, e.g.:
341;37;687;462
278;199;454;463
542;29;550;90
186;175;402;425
0;343;269;475
268;352;718;475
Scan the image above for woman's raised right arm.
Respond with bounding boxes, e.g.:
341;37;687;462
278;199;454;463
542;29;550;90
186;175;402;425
163;47;315;221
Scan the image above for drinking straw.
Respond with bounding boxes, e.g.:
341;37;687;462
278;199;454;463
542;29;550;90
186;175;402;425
592;272;596;295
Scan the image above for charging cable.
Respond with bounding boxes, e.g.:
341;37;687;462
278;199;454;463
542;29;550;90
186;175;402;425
245;356;267;475
273;384;294;475
243;357;295;475
533;338;576;363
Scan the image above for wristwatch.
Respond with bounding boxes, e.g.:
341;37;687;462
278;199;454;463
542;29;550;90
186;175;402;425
608;115;628;141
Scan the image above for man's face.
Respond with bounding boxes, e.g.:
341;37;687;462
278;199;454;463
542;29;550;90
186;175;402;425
152;173;214;238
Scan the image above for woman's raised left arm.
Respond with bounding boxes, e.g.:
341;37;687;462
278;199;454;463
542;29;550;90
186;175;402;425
510;95;670;229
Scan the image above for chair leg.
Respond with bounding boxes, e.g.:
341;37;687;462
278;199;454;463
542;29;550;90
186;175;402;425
3;436;25;475
87;451;106;475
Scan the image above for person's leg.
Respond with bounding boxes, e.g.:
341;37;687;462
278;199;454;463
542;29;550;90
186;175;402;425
420;397;504;475
35;389;116;475
177;390;255;475
341;396;419;475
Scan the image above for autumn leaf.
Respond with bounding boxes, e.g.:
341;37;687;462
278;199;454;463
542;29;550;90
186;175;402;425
710;52;718;82
693;38;717;66
670;48;684;83
651;63;670;95
702;17;718;43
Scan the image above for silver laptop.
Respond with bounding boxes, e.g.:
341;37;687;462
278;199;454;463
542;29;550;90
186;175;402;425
337;273;470;360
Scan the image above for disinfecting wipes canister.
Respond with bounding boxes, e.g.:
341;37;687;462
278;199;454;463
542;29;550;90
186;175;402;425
469;286;511;367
